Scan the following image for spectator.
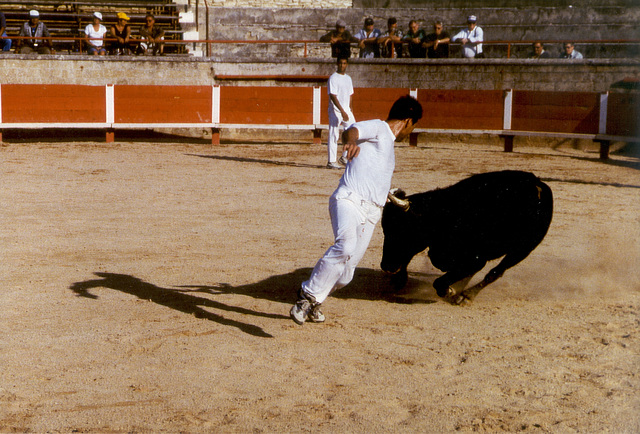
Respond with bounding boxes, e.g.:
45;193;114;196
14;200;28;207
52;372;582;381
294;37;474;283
326;57;355;170
320;19;358;59
354;17;381;59
452;15;484;58
423;20;451;58
84;12;108;56
17;10;53;55
402;20;427;58
378;17;404;58
0;10;11;52
110;12;132;55
529;41;550;59
560;42;583;59
137;14;165;56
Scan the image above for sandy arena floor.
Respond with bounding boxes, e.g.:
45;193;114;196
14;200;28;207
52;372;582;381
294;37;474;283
2;138;639;432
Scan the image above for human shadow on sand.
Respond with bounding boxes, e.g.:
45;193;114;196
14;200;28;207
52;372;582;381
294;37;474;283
70;269;437;337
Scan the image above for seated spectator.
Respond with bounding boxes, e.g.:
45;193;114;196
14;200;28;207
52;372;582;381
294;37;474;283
320;19;357;59
451;15;484;58
378;17;404;58
137;14;165;56
17;10;53;54
423;20;451;58
529;42;550;59
354;17;381;59
0;10;11;52
110;12;132;55
85;12;108;56
402;20;426;58
560;42;583;59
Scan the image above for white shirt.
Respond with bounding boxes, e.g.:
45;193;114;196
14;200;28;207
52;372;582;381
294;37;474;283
452;25;483;58
327;72;354;120
85;23;108;47
338;119;396;207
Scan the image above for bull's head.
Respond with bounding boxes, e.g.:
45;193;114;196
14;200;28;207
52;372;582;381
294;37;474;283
380;189;419;289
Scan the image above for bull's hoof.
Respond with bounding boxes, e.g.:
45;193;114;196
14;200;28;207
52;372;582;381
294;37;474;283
435;284;455;298
453;294;472;306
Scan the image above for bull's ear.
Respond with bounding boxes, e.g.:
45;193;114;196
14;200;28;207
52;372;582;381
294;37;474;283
389;188;407;199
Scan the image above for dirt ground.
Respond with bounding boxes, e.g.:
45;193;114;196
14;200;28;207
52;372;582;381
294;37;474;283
2;137;639;433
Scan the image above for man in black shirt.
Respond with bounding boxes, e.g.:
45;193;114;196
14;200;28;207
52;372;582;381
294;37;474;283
423;20;450;59
320;20;357;58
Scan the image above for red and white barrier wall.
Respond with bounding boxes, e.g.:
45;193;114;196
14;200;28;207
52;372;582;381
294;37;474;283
0;84;637;158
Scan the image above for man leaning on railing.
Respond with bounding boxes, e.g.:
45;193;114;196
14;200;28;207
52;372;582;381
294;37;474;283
0;10;11;52
17;10;54;54
320;19;358;59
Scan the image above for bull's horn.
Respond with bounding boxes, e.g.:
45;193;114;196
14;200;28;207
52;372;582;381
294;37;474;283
388;189;410;211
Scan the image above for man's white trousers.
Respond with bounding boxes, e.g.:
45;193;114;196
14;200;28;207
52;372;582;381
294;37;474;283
327;111;355;163
302;187;382;303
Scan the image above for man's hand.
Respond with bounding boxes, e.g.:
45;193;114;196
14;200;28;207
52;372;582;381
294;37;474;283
342;143;360;161
341;127;360;161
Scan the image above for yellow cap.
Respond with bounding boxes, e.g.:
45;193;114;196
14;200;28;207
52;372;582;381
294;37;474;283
117;12;130;20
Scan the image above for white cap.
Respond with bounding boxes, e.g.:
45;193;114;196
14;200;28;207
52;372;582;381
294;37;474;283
93;12;103;20
467;15;477;22
29;10;39;17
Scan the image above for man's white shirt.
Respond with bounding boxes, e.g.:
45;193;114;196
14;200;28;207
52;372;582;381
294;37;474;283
328;72;354;121
452;26;483;57
339;119;396;207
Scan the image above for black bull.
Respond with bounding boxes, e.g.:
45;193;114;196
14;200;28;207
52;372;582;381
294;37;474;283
381;170;553;304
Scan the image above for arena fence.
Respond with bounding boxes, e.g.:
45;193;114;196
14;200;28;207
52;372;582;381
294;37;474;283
0;84;637;159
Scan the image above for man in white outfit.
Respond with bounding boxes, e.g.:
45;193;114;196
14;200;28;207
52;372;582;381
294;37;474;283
451;15;484;58
291;96;423;324
326;57;355;169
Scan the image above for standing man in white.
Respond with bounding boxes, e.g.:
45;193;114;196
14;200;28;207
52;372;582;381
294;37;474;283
452;15;484;58
291;96;423;325
326;57;355;169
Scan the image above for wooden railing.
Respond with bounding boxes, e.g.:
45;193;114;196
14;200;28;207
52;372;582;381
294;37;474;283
0;84;637;159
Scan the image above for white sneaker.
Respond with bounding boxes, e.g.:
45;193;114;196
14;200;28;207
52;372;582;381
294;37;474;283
308;304;325;323
290;298;312;325
338;155;348;166
326;162;342;170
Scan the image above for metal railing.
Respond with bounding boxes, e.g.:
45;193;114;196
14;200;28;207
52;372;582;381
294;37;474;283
2;35;639;58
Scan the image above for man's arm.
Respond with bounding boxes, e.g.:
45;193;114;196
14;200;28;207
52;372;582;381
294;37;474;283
330;93;349;120
42;24;52;48
450;29;464;42
319;31;333;42
342;126;360;161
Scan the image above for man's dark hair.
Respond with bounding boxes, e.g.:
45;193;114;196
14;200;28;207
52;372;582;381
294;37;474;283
336;56;349;64
388;17;397;26
388;95;423;125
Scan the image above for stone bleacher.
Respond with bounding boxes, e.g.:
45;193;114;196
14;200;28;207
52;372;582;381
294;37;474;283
205;5;640;60
1;0;185;54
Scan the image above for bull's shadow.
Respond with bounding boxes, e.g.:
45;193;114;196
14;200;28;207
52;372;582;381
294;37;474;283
70;268;437;337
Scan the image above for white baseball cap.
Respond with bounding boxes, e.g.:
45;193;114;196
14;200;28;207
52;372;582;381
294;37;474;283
29;10;39;17
93;12;103;20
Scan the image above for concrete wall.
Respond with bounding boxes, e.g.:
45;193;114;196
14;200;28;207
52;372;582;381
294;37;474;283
0;55;638;93
201;6;640;59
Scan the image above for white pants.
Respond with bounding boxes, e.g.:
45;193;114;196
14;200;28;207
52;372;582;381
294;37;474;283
327;111;355;163
302;187;382;303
